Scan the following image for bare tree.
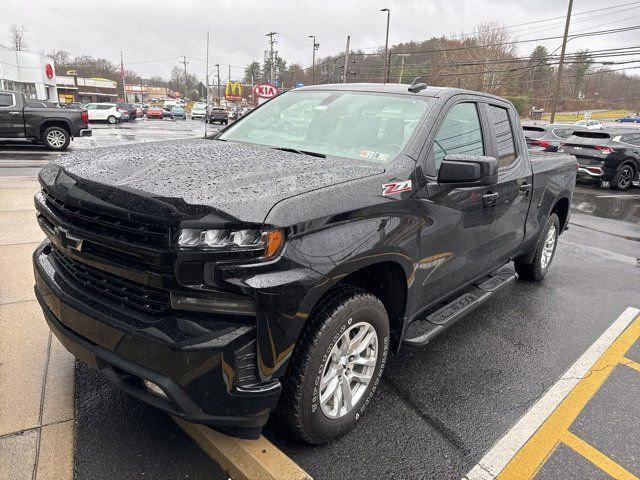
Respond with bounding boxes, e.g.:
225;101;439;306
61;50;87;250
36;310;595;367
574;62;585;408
9;24;28;51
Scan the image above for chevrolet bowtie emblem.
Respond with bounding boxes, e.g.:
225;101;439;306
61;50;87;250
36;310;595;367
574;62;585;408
55;226;83;252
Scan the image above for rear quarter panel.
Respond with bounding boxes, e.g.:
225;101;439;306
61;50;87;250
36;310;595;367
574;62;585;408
518;152;576;256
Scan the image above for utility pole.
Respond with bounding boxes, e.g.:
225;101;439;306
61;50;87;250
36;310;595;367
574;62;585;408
120;51;126;102
549;0;573;124
342;35;351;83
380;8;391;83
205;31;209;138
215;63;221;106
228;64;231;82
266;32;278;85
308;35;319;85
180;55;189;103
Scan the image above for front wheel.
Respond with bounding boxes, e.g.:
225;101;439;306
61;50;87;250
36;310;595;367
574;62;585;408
515;213;560;281
43;126;70;151
611;164;635;191
278;287;389;444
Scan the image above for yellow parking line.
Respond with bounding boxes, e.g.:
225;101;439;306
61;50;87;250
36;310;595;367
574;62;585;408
622;358;640;374
561;431;638;480
497;313;640;479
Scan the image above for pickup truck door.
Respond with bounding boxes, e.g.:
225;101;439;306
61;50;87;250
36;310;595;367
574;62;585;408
483;102;532;267
413;100;497;311
0;92;25;137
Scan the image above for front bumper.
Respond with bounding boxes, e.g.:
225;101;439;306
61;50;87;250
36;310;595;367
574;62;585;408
33;241;281;438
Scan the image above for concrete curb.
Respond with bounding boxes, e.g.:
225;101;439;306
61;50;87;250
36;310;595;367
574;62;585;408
174;418;313;480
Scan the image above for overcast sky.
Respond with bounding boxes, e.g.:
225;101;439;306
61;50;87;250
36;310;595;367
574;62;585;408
2;0;639;82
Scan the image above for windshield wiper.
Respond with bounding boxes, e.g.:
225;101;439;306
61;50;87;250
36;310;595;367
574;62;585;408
272;147;326;158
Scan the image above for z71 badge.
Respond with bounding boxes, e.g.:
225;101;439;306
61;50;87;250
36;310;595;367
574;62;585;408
382;180;412;196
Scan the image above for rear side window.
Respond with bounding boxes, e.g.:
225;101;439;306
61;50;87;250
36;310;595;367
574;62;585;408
0;93;14;107
522;126;545;139
552;128;573;139
433;103;484;172
487;105;516;167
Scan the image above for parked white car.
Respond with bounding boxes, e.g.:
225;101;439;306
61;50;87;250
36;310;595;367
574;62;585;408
574;119;604;130
190;102;207;119
84;103;122;124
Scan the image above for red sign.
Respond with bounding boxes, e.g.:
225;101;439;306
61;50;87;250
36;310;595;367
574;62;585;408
253;83;278;99
45;64;54;80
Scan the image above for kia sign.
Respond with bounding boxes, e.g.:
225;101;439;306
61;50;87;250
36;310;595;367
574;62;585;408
253;83;278;99
45;64;54;80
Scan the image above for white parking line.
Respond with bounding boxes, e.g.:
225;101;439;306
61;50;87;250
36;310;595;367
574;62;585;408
463;306;640;480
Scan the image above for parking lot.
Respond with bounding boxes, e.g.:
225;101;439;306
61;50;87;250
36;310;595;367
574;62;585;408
0;117;638;480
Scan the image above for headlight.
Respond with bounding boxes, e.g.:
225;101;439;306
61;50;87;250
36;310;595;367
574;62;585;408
177;228;284;257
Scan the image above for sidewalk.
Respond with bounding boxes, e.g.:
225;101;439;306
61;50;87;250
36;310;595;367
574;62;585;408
0;179;75;480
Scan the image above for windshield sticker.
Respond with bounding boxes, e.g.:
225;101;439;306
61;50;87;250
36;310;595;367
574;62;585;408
360;149;390;163
382;180;412;196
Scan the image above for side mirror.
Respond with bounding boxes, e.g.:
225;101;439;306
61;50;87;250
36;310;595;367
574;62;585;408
437;154;498;187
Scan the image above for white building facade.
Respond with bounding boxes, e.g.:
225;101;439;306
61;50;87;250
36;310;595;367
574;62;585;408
0;43;57;100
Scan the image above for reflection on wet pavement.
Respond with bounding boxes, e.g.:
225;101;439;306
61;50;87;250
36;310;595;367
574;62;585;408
571;186;640;224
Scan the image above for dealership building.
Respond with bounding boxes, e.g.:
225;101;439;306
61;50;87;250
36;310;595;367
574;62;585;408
0;43;57;100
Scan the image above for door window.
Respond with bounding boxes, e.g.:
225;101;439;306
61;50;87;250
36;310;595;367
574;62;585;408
487;105;517;167
432;103;484;173
0;93;15;107
85;104;97;110
97;105;112;110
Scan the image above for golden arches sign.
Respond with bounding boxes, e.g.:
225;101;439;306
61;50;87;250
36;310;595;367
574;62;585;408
225;81;243;100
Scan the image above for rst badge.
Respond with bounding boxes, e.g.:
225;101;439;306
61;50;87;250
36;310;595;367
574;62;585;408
382;180;412;196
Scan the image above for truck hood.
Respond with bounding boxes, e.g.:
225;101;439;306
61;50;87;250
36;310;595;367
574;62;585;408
39;138;384;226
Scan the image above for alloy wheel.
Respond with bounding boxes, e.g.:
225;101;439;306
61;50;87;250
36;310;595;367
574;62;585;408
319;321;378;419
618;166;633;189
46;130;66;148
540;225;556;270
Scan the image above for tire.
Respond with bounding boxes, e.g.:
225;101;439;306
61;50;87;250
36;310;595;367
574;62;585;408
43;126;70;151
107;115;117;124
278;286;390;444
611;164;635;191
515;213;560;281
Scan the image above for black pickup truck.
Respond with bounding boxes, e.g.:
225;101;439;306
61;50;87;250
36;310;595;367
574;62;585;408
32;83;576;443
0;90;91;150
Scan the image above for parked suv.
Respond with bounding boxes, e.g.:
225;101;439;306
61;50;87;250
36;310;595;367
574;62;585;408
523;123;576;152
33;83;575;443
560;128;640;190
116;102;138;120
84;103;122;124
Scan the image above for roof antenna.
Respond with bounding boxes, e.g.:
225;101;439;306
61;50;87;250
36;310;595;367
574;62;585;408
408;77;428;93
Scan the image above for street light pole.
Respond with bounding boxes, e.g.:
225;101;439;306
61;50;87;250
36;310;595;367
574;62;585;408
343;35;351;83
205;30;209;138
308;35;319;85
215;63;220;106
380;8;391;83
549;0;573;124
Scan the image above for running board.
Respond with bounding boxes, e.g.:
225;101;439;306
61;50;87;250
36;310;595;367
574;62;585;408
402;270;517;347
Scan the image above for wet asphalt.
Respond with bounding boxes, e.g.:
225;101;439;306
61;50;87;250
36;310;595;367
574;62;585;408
2;123;639;479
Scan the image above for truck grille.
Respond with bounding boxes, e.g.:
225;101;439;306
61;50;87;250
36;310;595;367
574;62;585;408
43;191;170;248
51;248;170;314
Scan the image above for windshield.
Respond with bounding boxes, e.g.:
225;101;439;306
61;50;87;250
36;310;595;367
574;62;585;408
219;90;433;163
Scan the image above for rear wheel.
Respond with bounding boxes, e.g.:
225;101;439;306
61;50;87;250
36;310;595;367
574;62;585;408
107;115;117;124
515;213;560;281
43;126;70;151
611;164;635;191
278;287;389;444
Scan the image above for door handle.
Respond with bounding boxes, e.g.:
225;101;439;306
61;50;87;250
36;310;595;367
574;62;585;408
8;111;21;115
518;183;532;197
482;192;499;206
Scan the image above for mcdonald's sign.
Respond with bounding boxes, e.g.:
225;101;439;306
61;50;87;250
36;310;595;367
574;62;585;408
225;80;243;101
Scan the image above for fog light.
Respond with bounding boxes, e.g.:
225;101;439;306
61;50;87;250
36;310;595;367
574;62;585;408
143;379;168;399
